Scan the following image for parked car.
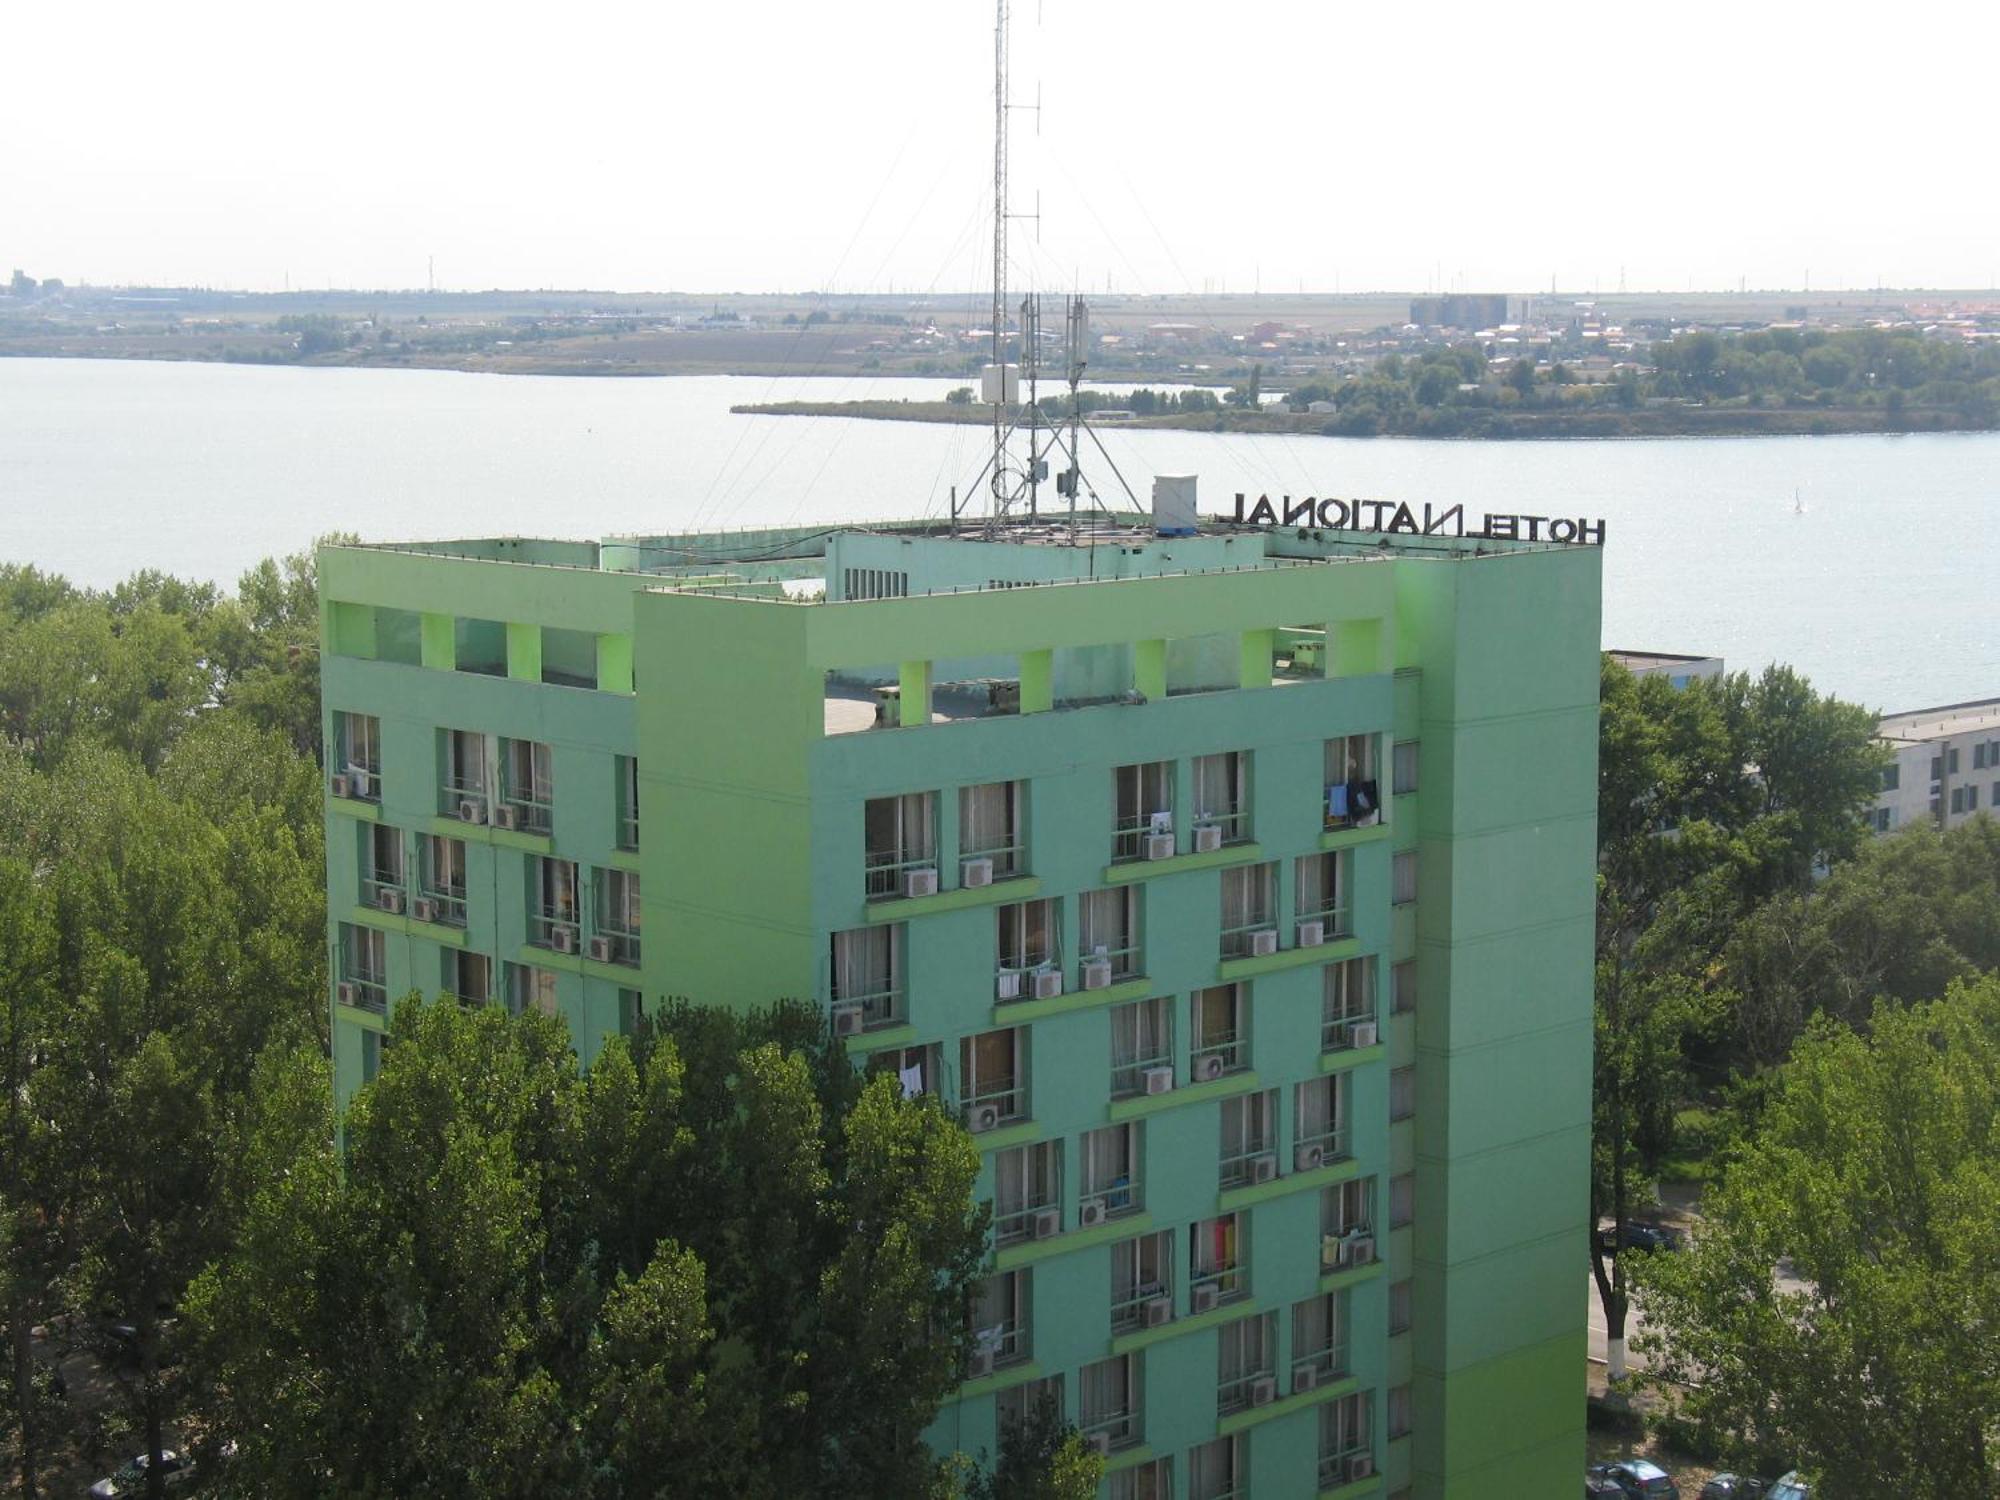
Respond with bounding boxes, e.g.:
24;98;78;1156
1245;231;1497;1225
1595;1221;1685;1254
87;1449;189;1498
1589;1458;1682;1500
1767;1473;1810;1500
1700;1476;1769;1500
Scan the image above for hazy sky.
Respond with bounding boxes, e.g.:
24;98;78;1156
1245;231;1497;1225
5;0;1996;296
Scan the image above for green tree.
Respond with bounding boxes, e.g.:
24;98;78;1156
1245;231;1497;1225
1631;977;2000;1498
961;1391;1105;1499
1506;357;1537;398
0;859;57;1500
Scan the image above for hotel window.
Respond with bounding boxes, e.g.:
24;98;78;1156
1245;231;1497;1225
443;949;491;1005
360;823;405;908
1190;1212;1247;1306
527;856;581;950
830;924;902;1028
506;962;560;1018
991;1140;1062;1244
1080;1353;1143;1451
442;728;489;812
1218;1090;1278;1190
497;738;553;833
1390;1066;1416;1122
1295;1075;1350;1164
961;1027;1027;1126
1392;849;1418;906
1109;1459;1171;1500
1112;760;1175;862
1390;1170;1416;1229
1191;983;1248;1077
333;711;381;799
1880;763;1900;791
1110;995;1173;1098
1080;1123;1142;1217
1215;1309;1277;1415
1110;1230;1173;1332
864;790;937;899
616;756;640;851
1872;807;1893;833
969;1269;1032;1369
1218;862;1277;958
1296;851;1351;940
359;1028;384;1084
1325;733;1381;829
1323;957;1377;1051
996;897;1061;981
961;780;1025;878
337;923;387;1014
1188;1435;1245;1500
1392;958;1417;1015
1392;739;1420;796
1389;1277;1413;1335
415;833;467;926
1292;1291;1348;1385
1322;1177;1374;1242
1319;1392;1373;1482
596;868;641;966
1192;750;1250;844
995;1373;1063;1437
867;1042;942;1100
1388;1383;1413;1440
1078;886;1140;981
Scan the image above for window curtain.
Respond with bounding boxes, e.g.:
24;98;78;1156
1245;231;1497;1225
1298;1078;1332;1142
834;926;892;1000
1080;889;1129;956
1193;753;1236;821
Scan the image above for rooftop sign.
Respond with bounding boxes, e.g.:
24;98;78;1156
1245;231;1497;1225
1225;492;1606;545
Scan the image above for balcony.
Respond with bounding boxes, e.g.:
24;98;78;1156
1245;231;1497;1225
970;1315;1030;1373
962;1080;1027;1134
592;928;642;968
528;909;581;954
1321;1009;1379;1055
495;790;552;836
1294;1340;1350;1391
1192;1032;1248;1081
865;851;938;903
334;764;380;803
441;777;488;823
1189;1265;1247;1313
1079;942;1141;990
1219;1141;1278;1192
1294;1126;1352;1175
1079;1408;1142;1454
360;875;405;915
994;1195;1060;1246
1110;1280;1173;1335
1318;1447;1376;1491
412;884;467;928
337;972;387;1015
1110;1046;1175;1101
1217;1363;1277;1417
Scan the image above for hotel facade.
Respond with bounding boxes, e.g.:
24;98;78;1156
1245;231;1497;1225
319;508;1600;1500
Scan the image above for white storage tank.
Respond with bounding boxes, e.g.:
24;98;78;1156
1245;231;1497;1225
1153;473;1199;536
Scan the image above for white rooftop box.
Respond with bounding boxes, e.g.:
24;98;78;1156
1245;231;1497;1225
1153;473;1198;536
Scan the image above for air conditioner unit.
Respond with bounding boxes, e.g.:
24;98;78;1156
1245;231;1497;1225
1078;1196;1107;1228
1292;1361;1319;1392
967;1103;1001;1134
491;804;520;832
1192;1053;1225;1083
967;1346;995;1379
995;969;1022;1001
1249;1376;1277;1407
1144;832;1176;861
1084;1432;1112;1457
1032;1207;1062;1238
1344;1234;1376;1268
1191;1282;1219;1315
1250;1152;1278;1184
458;798;486;825
335;981;359;1007
376;887;404;915
551;925;577;955
1193;824;1223;853
832;1003;864;1037
411;897;437;923
1143;1296;1173;1327
1348;1019;1379;1049
1248;928;1278;958
1297;919;1326;948
1142;1065;1176;1096
329;773;351;798
904;866;939;898
1032;968;1063;1000
587;934;614;963
1296;1142;1326;1172
1082;958;1112;990
962;857;995;888
1348;1453;1376;1482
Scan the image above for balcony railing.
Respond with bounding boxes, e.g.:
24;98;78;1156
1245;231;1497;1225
596;928;642;967
963;839;1026;880
1078;942;1140;987
1217;1362;1277;1416
1294;1341;1349;1389
617;811;640;852
994;1195;1059;1246
528;910;581;952
1079;1409;1142;1453
1297;902;1352;943
1219;1139;1276;1190
1194;807;1251;846
1189;1265;1247;1309
339;764;381;801
1324;779;1381;830
497;791;552;835
963;1080;1026;1127
1111;815;1168;864
1192;1032;1247;1078
360;875;404;911
1318;1446;1374;1491
339;974;387;1014
415;885;467;928
1219;919;1276;960
1296;1125;1351;1169
441;776;487;817
1110;1280;1171;1334
972;1316;1029;1369
832;980;904;1030
1082;1172;1141;1219
865;850;938;900
1321;1007;1378;1053
1110;1047;1174;1100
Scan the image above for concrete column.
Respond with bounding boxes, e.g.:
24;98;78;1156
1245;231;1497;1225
1239;627;1276;689
598;632;634;695
506;621;542;683
420;611;455;671
898;658;932;727
1019;648;1053;713
1335;617;1384;678
1134;638;1167;702
329;601;377;659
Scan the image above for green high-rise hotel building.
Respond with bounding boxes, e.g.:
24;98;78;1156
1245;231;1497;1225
319;503;1600;1500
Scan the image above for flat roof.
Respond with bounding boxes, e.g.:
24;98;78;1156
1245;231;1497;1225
1877;696;2000;743
1607;649;1717;666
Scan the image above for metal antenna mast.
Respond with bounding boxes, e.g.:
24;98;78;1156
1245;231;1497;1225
988;0;1010;530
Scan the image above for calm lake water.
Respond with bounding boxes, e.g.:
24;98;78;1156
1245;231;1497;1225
1;357;1995;713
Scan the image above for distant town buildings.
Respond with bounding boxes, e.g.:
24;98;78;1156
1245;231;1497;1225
1607;650;1726;689
1870;698;2000;833
1408;294;1510;330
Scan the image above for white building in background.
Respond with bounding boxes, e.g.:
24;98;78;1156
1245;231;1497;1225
1871;698;2000;833
1608;650;1726;688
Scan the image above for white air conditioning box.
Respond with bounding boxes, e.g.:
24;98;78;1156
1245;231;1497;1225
1082;959;1113;991
1249;1376;1276;1407
1248;928;1278;957
1078;1196;1107;1228
1143;1065;1176;1095
1143;1296;1173;1327
411;897;437;923
492;804;520;832
904;866;939;899
967;1346;995;1379
1296;1142;1325;1173
1293;1361;1319;1392
1193;824;1223;853
1344;1234;1376;1267
1032;968;1063;1000
458;798;486;825
587;935;614;964
832;1003;864;1037
551;926;577;955
329;773;351;799
1250;1152;1277;1184
1349;1019;1379;1049
335;981;358;1007
376;887;404;915
995;969;1022;1001
1032;1206;1062;1239
1191;1283;1219;1314
1297;919;1326;948
1083;1432;1112;1458
1192;1053;1224;1083
1144;833;1176;861
1348;1453;1375;1481
967;1103;1001;1134
962;857;995;889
